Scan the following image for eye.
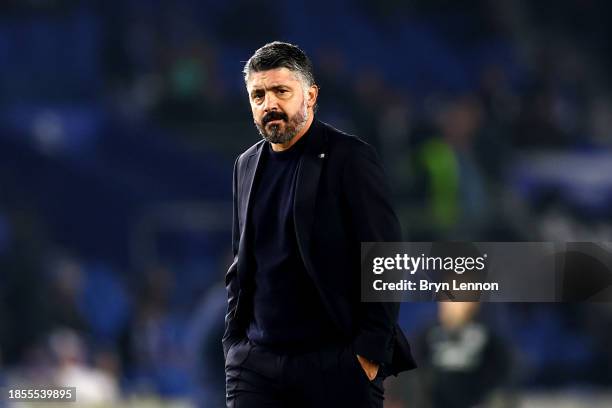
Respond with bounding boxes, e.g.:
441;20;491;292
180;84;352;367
252;92;264;103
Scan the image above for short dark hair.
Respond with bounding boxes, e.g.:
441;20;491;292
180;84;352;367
243;41;315;87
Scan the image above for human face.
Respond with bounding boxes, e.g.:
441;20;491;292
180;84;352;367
246;67;317;148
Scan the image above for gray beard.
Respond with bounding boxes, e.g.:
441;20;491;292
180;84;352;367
256;108;308;145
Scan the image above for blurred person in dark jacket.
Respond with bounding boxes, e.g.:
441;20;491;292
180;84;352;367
416;302;511;408
222;41;416;408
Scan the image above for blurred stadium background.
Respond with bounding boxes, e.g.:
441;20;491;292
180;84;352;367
1;0;612;407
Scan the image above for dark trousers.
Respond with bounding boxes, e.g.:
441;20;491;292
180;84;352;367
225;339;385;408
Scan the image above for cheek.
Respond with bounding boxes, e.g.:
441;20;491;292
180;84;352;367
284;100;302;116
251;105;262;119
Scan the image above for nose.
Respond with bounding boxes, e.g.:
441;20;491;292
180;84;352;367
263;93;280;112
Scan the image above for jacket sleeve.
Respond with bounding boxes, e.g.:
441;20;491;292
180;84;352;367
343;141;402;365
222;156;245;359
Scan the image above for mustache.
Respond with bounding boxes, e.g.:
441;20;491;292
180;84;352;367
262;111;288;125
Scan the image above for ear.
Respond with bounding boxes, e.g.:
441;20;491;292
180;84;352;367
306;84;319;109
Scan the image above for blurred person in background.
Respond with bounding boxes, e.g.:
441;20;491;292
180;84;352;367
415;302;512;408
187;267;229;407
223;41;416;408
126;265;193;398
48;328;119;405
44;254;88;333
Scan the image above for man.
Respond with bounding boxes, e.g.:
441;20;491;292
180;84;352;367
223;41;416;408
415;302;510;408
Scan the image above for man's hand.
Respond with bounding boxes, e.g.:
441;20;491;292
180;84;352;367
356;354;379;381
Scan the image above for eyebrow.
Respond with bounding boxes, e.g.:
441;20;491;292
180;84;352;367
250;84;291;94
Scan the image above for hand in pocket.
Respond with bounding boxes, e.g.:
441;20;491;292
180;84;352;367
356;354;379;381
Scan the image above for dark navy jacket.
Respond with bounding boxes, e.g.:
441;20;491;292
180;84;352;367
222;119;416;375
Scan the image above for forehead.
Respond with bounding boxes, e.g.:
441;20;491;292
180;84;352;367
246;67;302;90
